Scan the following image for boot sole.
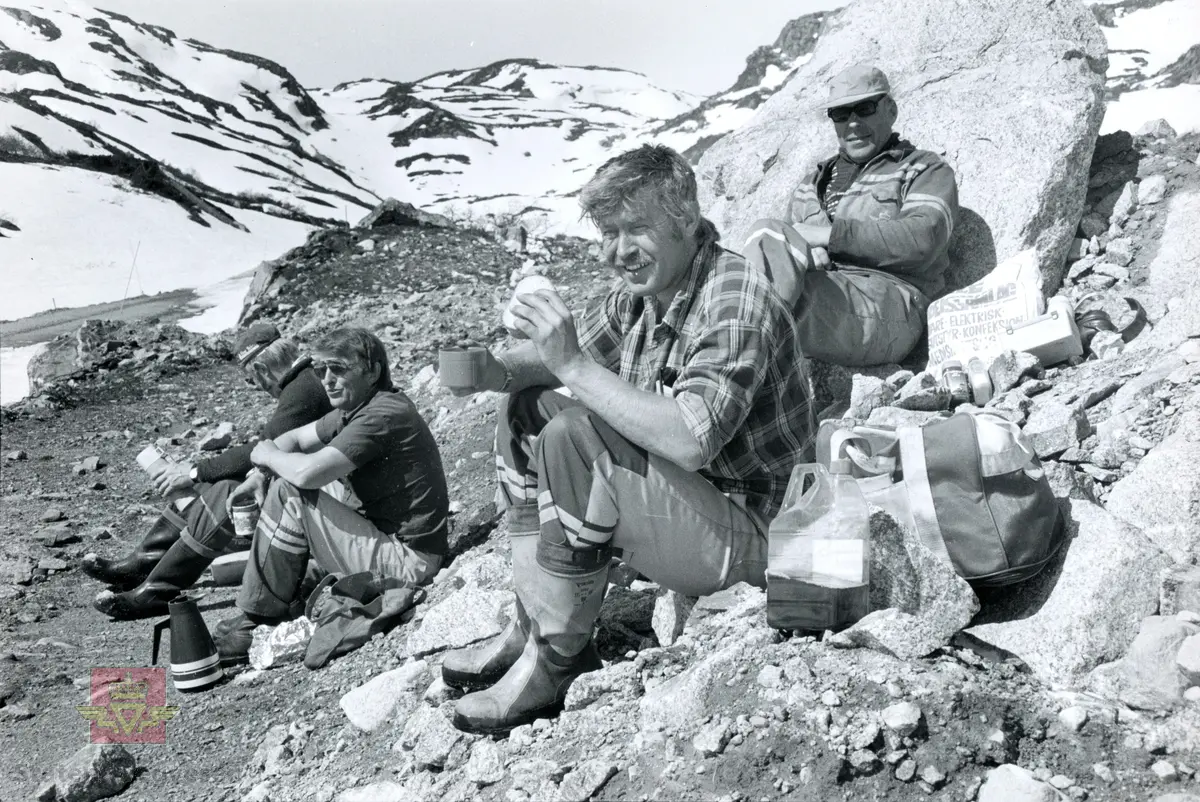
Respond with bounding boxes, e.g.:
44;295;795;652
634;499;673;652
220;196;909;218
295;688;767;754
441;668;508;693
452;701;563;736
95;603;170;621
218;653;250;668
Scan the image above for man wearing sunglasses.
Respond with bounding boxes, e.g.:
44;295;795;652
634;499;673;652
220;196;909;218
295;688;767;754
744;64;959;368
85;324;332;619
212;326;449;665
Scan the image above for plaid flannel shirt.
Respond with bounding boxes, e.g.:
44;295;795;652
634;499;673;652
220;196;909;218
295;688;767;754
577;223;813;517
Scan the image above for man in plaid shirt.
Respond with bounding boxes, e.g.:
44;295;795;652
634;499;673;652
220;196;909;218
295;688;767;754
441;144;813;735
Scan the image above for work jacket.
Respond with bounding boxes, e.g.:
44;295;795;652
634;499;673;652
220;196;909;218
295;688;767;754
786;136;959;300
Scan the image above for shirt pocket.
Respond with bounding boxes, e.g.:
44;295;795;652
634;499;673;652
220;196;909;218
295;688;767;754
868;184;903;220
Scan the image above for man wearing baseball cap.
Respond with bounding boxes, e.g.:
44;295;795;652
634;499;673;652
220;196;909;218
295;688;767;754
83;324;332;619
744;64;959;368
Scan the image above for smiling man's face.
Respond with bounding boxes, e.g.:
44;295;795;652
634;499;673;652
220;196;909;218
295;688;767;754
311;353;378;410
599;202;697;306
832;95;898;164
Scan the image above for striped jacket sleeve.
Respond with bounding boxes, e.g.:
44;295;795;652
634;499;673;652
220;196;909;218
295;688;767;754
828;157;959;278
785;165;831;226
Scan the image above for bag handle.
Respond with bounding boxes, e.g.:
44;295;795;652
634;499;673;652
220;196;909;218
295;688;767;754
897;425;953;565
303;573;343;622
829;429;898;476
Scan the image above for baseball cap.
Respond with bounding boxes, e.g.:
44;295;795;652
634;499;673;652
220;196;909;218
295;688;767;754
820;64;892;109
233;323;281;366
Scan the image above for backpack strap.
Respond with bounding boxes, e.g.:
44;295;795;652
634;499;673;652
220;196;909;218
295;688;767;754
897;425;952;564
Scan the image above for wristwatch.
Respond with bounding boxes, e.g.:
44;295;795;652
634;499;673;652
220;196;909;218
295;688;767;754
189;466;199;483
495;354;514;394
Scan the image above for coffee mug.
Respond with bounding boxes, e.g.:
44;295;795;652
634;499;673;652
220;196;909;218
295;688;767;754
439;346;488;391
230;500;260;537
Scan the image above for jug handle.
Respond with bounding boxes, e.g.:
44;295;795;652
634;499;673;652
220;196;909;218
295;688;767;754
790;464;824;507
151;617;170;665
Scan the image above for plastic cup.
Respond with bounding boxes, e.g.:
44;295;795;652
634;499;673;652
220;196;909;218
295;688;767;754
502;275;556;337
230;500;260;537
439;346;488;391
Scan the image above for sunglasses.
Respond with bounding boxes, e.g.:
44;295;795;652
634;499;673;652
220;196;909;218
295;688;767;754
311;360;357;379
827;99;881;124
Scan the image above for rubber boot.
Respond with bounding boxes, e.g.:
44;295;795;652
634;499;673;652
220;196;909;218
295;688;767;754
213;610;283;667
93;536;214;620
452;559;608;735
441;533;538;691
80;507;186;589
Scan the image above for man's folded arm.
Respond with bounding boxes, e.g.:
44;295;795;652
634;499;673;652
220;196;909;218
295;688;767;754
556;359;708;471
828;160;958;276
254;420;355;490
195;379;328;483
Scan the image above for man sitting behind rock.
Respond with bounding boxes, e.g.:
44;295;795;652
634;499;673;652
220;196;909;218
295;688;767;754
213;327;449;664
86;324;332;619
743;64;959;367
439;144;813;735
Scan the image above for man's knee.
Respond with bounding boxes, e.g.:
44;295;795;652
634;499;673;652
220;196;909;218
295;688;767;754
539;406;596;451
265;478;318;509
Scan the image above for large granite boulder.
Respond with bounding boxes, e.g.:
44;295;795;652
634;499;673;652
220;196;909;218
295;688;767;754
1106;387;1200;564
966;499;1171;687
697;0;1107;295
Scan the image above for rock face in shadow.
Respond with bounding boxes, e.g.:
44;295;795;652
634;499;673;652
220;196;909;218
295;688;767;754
696;0;1107;294
966;499;1171;687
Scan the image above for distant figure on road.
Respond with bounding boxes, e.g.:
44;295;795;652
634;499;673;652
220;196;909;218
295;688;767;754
86;324;331;620
438;144;813;735
212;327;449;666
743;64;959;366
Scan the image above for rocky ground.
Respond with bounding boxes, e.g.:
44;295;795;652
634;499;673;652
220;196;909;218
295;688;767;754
2;128;1199;802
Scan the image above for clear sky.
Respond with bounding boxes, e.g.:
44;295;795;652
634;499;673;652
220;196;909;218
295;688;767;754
95;0;843;95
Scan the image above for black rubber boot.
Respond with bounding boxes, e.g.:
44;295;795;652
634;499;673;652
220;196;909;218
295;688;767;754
80;507;186;590
93;536;214;620
442;600;529;691
442;532;537;691
213;611;282;667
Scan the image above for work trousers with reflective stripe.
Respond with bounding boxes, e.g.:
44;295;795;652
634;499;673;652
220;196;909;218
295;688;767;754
236;479;442;619
495;388;769;594
742;219;930;367
164;480;241;560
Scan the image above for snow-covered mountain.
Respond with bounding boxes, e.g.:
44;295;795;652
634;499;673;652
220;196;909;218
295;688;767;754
1;0;1197;325
1094;0;1200;134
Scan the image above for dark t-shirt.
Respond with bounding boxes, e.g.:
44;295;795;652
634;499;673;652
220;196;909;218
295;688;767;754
315;389;449;556
195;365;331;483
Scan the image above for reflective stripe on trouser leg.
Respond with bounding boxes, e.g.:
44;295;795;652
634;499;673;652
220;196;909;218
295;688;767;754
742;218;814;311
236;479;314;619
533;404;769;598
532;405;648;576
178;479;239;560
495;389;588;511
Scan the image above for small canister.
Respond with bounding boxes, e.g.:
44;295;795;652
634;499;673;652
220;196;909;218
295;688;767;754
136;445;172;475
940;360;971;405
966;357;993;405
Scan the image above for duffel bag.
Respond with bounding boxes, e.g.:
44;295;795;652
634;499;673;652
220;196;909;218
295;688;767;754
815;408;1064;587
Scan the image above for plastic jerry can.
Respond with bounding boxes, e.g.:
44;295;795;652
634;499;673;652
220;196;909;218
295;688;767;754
766;460;871;632
999;295;1083;367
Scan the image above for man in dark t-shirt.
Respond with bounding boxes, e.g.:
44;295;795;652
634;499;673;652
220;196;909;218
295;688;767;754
85;324;332;620
213;327;449;665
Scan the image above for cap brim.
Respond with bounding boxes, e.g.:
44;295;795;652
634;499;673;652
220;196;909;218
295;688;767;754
818;90;889;110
